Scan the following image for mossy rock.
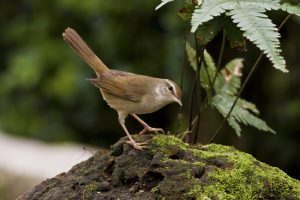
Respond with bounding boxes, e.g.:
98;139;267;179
17;135;300;200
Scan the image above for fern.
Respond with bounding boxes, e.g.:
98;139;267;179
178;4;194;21
190;0;290;72
191;0;238;32
212;95;275;136
186;42;275;136
223;17;247;50
186;42;216;94
155;0;175;10
157;0;300;72
227;5;286;72
186;42;197;70
280;2;300;16
196;17;224;45
157;0;299;137
191;0;280;32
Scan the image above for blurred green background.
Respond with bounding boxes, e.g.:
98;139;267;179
0;0;299;181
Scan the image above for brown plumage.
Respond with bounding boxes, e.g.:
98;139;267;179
63;27;182;150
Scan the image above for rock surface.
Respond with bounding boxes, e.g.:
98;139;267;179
17;135;300;200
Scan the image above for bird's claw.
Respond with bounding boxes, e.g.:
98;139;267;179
138;127;164;135
126;140;148;150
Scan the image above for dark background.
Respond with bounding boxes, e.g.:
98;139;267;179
0;0;299;179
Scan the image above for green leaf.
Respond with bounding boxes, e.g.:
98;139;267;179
186;41;197;70
228;5;287;72
155;0;175;10
186;42;216;89
208;52;275;136
191;0;280;33
214;57;275;135
191;0;237;33
185;46;275;136
237;99;260;115
186;42;216;98
179;4;194;21
280;2;300;16
196;16;224;45
200;50;217;98
223;17;247;51
211;95;276;136
190;0;289;72
219;58;243;95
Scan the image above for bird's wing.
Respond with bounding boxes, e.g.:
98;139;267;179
88;70;151;102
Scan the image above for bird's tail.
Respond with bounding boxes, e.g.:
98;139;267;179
63;27;108;76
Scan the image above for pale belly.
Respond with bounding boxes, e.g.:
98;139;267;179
100;90;170;115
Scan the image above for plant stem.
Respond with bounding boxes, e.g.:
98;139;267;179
278;14;291;30
192;34;205;144
188;71;197;131
199;31;226;112
176;30;187;135
213;30;226;86
208;14;291;143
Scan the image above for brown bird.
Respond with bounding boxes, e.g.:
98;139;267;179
63;28;182;150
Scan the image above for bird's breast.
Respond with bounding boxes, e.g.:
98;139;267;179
100;89;170;115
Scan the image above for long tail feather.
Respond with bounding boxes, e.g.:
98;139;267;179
63;27;108;76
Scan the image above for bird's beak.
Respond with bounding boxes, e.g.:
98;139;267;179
174;97;182;106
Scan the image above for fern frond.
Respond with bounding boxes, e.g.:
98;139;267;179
191;0;237;32
191;0;281;32
237;99;260;114
212;95;275;136
155;0;175;10
186;42;218;98
239;0;280;10
186;42;216;95
223;17;247;50
228;5;288;72
280;2;300;16
178;4;194;21
200;50;217;97
190;0;289;72
220;58;243;95
196;17;224;45
186;42;197;70
185;46;275;136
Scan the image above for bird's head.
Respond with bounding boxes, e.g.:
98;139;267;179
158;79;182;106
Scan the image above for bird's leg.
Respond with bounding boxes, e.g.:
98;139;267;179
131;114;164;135
118;115;147;150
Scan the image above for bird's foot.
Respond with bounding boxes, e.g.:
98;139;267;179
138;126;164;135
126;140;148;150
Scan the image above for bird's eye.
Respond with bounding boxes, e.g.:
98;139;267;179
168;86;173;91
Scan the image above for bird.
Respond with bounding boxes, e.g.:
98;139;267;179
62;27;182;150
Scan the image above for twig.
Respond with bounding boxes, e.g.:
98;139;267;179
175;30;187;135
192;34;205;144
188;71;198;131
212;30;226;86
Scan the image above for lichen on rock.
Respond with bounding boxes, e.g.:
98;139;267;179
17;134;300;200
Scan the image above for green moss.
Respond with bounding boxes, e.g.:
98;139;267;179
75;176;83;183
193;161;206;168
18;134;300;200
191;143;239;160
151;135;300;199
152;135;188;150
83;181;97;193
151;186;159;193
180;171;194;180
